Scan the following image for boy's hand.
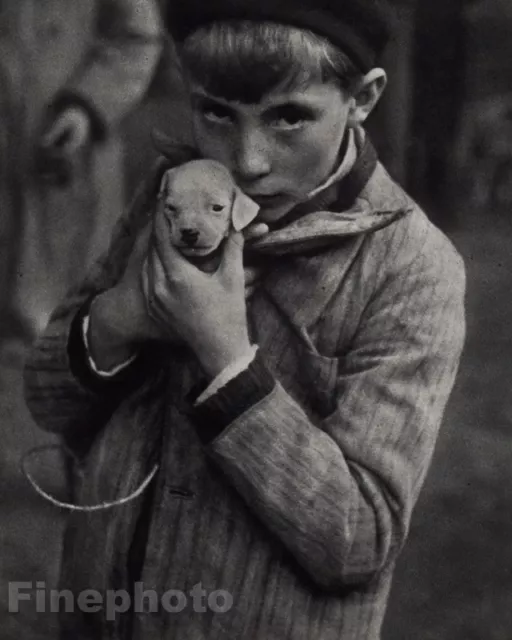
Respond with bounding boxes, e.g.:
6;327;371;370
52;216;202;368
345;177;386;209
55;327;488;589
244;222;268;242
243;222;268;297
87;224;169;371
143;210;252;378
102;223;164;343
88;211;268;372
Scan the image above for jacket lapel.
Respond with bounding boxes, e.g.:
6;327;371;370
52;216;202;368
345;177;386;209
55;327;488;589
255;238;364;331
249;160;412;330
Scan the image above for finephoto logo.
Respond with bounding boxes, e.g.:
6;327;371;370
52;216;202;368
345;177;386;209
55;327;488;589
9;581;233;621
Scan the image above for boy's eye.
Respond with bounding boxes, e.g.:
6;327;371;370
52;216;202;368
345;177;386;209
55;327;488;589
270;105;312;129
200;102;233;124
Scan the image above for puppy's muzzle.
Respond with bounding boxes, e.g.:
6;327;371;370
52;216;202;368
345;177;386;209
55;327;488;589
180;228;200;246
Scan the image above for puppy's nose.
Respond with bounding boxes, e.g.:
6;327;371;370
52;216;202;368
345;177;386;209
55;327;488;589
180;228;200;246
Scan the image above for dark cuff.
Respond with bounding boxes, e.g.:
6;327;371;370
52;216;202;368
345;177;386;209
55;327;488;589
68;296;144;395
50;91;107;142
189;351;276;445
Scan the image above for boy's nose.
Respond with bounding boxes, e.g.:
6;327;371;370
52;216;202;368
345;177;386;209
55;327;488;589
180;228;200;245
234;129;271;182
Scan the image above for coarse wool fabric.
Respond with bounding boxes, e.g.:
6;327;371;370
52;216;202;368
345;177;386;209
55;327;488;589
166;0;395;72
24;129;466;639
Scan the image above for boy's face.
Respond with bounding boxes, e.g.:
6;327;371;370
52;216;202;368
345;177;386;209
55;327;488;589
188;80;352;223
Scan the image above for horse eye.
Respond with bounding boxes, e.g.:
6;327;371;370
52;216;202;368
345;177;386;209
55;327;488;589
212;204;225;212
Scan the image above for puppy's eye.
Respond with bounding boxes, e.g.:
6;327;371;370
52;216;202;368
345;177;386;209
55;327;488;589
212;204;225;212
165;205;177;215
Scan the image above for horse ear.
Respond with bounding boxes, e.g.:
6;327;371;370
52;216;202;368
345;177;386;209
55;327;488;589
231;187;260;231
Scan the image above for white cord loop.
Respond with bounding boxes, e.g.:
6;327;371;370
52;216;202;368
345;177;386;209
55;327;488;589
21;444;159;512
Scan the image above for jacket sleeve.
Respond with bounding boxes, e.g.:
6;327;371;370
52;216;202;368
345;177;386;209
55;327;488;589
51;0;163;140
23;158;169;444
190;224;466;591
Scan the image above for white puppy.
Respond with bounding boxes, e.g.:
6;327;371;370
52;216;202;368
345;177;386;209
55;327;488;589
157;159;259;269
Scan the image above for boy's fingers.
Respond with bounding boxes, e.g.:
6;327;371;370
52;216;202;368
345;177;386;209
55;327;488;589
148;247;168;291
244;222;269;242
244;266;260;285
140;257;152;314
144;250;170;321
220;232;245;281
142;253;156;304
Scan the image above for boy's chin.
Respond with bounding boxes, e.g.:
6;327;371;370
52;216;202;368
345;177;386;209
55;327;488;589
257;202;296;224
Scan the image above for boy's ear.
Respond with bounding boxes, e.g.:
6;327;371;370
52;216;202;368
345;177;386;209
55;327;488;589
231;187;260;232
347;68;387;127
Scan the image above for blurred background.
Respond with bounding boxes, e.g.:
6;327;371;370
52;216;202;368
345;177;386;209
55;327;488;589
1;0;512;638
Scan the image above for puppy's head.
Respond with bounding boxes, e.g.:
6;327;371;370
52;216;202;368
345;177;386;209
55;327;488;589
157;159;259;258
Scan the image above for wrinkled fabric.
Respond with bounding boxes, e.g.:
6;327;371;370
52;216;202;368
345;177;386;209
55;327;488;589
24;136;466;639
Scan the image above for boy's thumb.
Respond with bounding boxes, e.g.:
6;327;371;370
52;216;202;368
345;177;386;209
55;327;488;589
220;232;245;278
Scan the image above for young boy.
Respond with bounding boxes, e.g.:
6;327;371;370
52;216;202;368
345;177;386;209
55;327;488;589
24;0;466;638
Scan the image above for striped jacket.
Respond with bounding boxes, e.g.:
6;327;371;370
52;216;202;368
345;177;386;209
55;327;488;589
24;133;466;639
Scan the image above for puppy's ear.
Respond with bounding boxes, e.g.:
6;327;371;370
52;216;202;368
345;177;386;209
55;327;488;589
231;187;260;231
158;168;174;199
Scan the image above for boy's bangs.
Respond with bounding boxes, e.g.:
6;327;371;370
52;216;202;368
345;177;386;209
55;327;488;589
180;22;337;103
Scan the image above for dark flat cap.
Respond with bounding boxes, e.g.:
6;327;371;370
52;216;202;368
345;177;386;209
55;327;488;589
166;0;395;71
